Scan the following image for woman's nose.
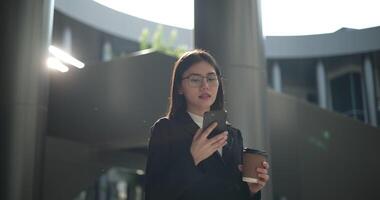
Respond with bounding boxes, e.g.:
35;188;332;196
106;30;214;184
200;78;209;88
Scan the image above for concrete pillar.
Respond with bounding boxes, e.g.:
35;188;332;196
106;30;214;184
0;0;54;200
363;56;377;126
102;41;113;62
316;60;328;109
194;0;272;199
62;26;72;53
272;62;282;92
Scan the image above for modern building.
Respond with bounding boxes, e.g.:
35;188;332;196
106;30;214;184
266;28;380;127
3;0;379;200
54;0;380;127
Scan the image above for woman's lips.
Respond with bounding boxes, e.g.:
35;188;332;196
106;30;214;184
199;93;211;100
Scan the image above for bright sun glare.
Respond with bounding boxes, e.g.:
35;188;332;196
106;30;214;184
94;0;380;36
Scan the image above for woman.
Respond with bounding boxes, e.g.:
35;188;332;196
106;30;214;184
145;49;269;200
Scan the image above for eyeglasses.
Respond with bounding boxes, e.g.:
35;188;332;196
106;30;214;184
182;73;219;87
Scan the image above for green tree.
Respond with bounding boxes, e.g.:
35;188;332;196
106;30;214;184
139;25;188;57
139;28;150;50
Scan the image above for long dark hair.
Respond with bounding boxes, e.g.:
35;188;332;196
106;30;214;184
167;49;225;119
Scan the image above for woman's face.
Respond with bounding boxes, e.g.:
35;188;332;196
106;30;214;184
179;61;219;115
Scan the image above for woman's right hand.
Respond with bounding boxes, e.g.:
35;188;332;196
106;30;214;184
190;122;228;166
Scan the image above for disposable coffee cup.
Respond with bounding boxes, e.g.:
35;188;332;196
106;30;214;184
242;148;268;183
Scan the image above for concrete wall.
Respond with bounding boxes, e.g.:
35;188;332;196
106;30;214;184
47;51;175;149
54;0;380;59
268;89;380;200
43;136;147;200
54;0;193;49
52;10;140;64
265;27;380;58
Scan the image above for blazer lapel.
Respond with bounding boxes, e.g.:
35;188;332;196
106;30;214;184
174;112;200;138
222;126;235;164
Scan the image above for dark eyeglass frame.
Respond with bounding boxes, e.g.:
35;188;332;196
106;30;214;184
181;73;220;87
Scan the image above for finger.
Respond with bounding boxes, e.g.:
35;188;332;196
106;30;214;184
193;128;203;141
209;141;227;154
256;168;268;174
258;174;269;182
249;181;265;188
208;131;228;143
209;134;227;147
201;122;218;138
256;180;266;187
263;161;270;169
219;140;228;148
208;136;227;146
204;145;221;157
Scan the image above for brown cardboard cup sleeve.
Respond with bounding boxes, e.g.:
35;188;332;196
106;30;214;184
242;148;268;183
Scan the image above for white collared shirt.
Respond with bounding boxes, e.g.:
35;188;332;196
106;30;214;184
188;111;223;156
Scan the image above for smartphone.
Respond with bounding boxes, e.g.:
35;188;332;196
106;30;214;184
203;110;227;138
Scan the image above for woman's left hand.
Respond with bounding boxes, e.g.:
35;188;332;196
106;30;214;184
238;161;270;194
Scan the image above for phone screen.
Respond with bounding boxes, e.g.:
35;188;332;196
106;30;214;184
203;110;227;138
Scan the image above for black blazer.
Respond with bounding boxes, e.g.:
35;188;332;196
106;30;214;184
145;112;261;200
